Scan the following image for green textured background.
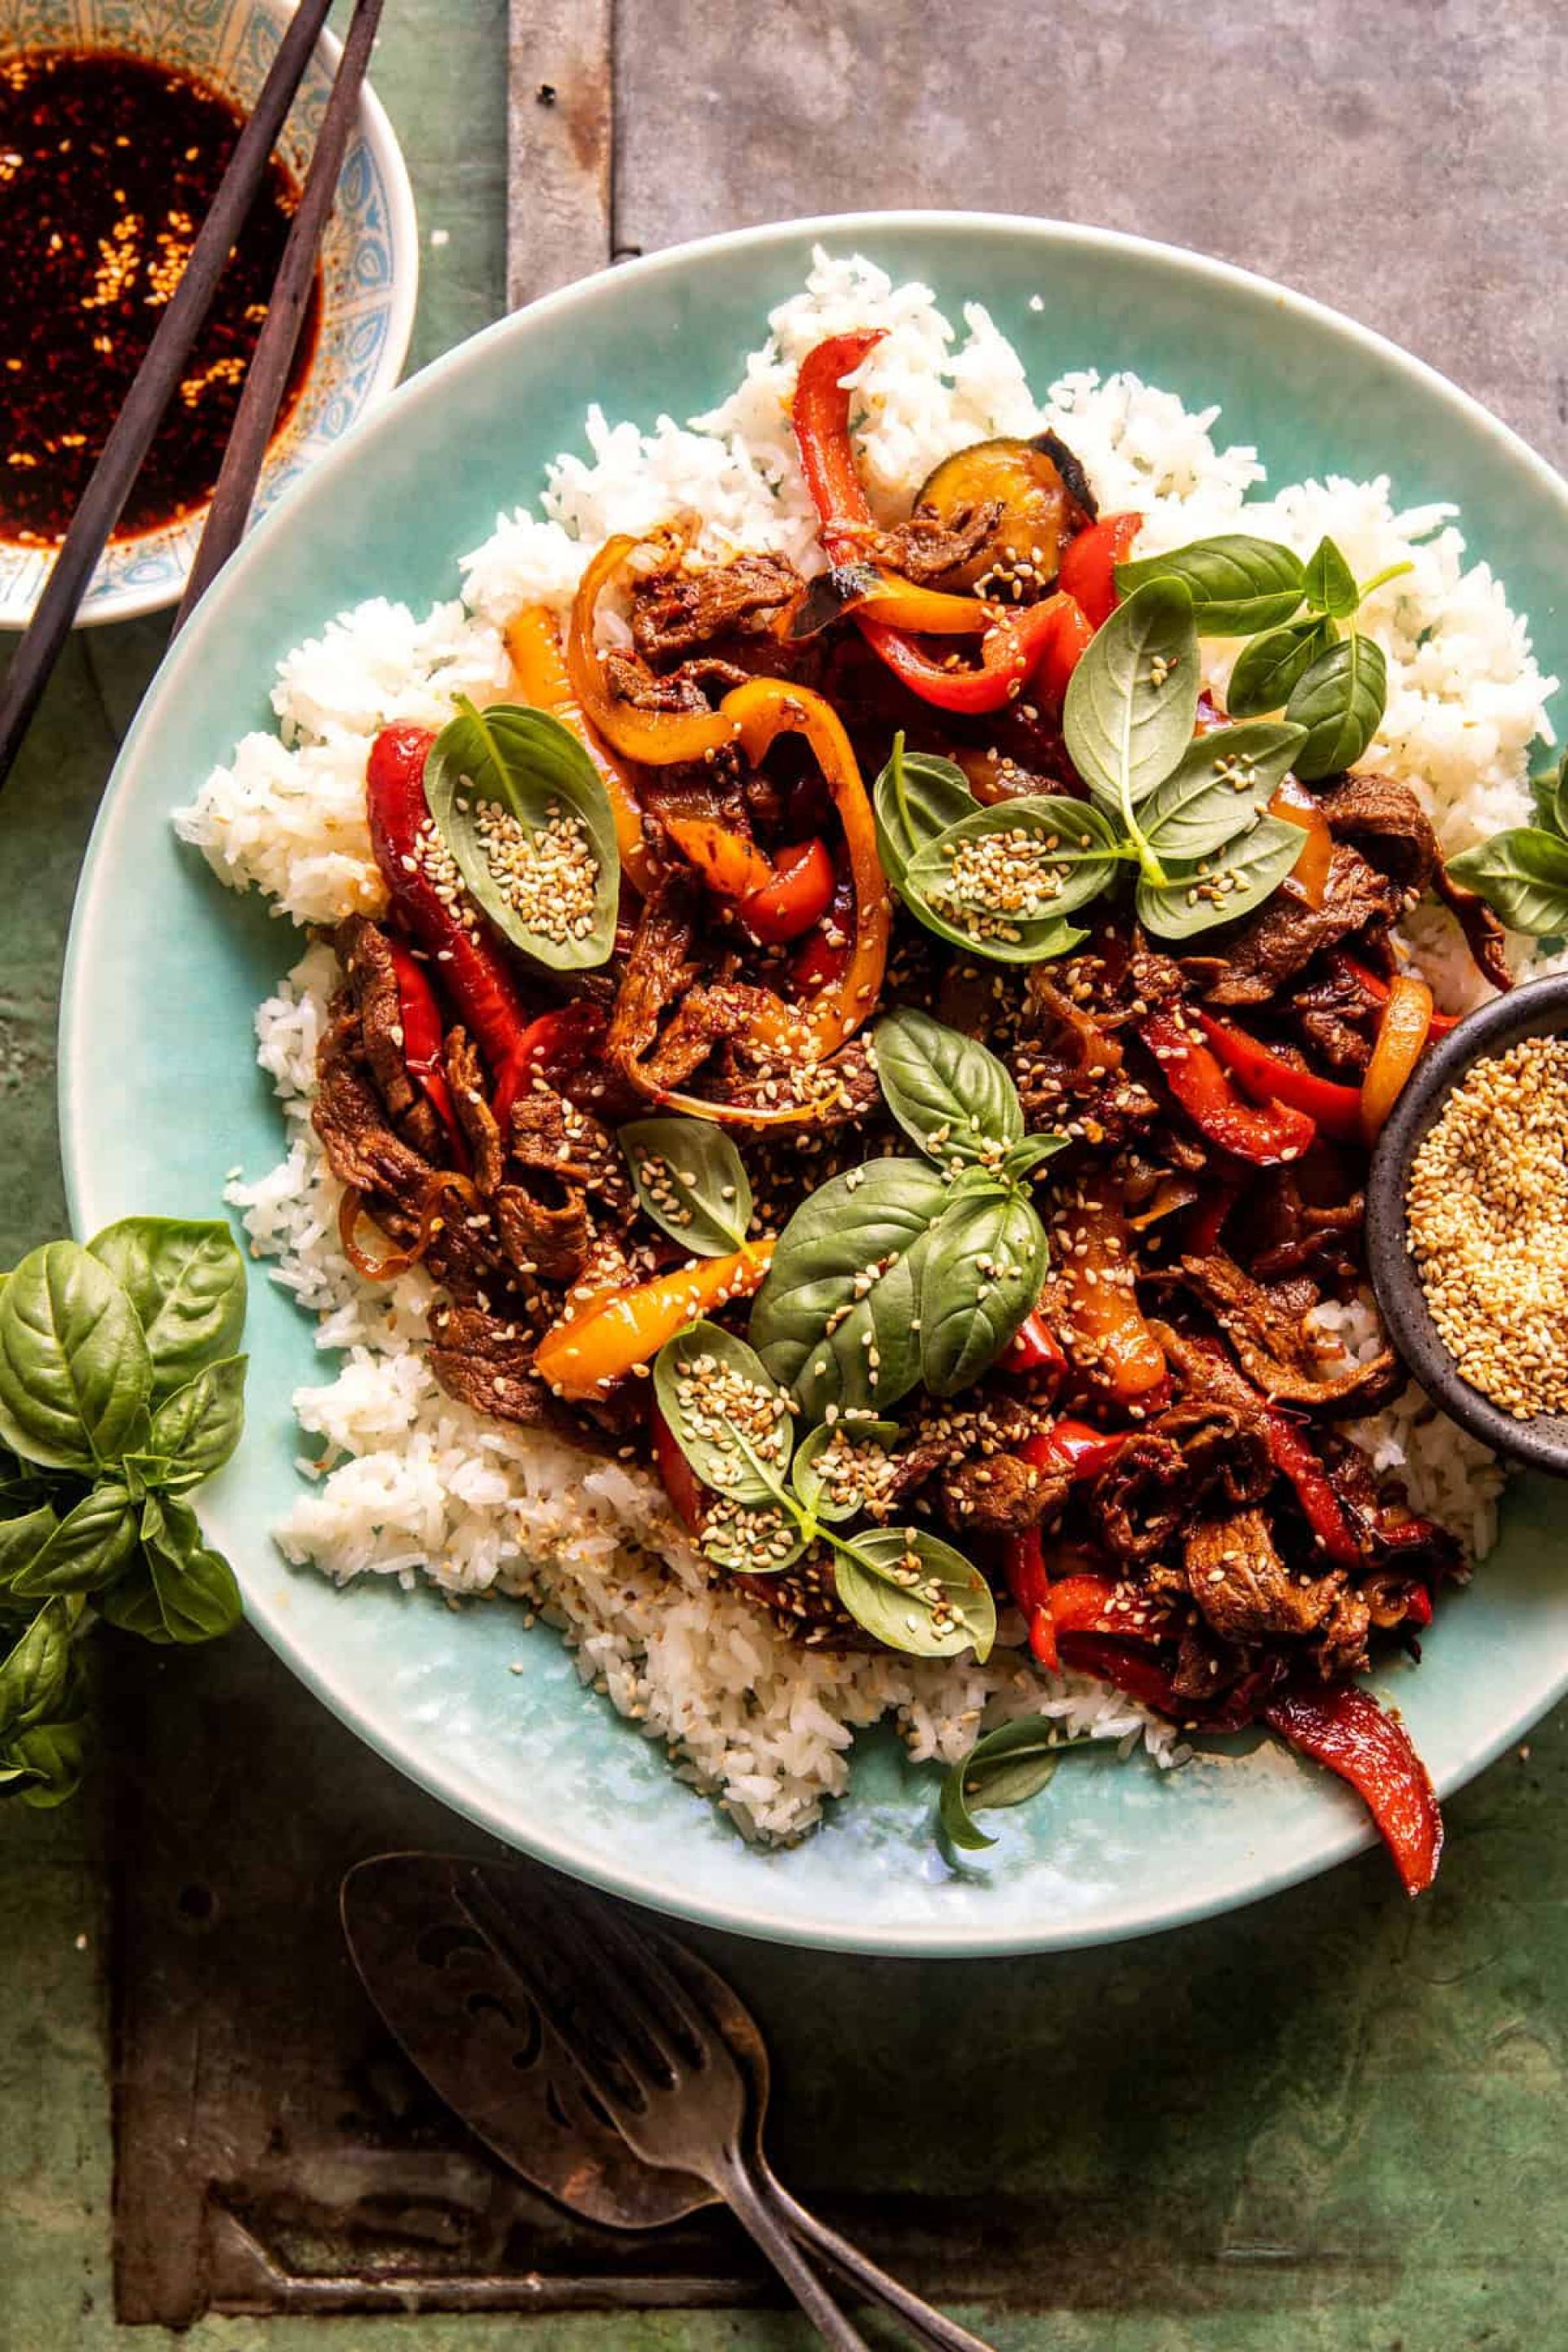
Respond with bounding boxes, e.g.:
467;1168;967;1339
5;2;1568;2345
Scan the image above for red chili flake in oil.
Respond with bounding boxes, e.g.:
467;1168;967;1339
0;47;323;547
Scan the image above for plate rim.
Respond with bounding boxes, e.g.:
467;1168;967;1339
56;208;1568;1953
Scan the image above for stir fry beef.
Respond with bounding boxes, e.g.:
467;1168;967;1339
332;432;1519;1895
1192;844;1403;1007
630;550;803;662
1174;1250;1401;1413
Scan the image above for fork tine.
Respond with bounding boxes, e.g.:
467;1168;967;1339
545;1882;696;2080
455;1869;638;2123
581;1895;718;2066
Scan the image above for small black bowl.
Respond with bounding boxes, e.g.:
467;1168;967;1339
1366;971;1568;1475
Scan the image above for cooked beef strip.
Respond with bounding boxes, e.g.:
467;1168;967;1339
852;500;1004;584
941;1452;1067;1535
630;552;802;664
493;1187;590;1283
1192;844;1402;1007
1308;1585;1373;1680
447;1027;506;1196
606;872;702;1080
1432;860;1512;991
334;916;444;1158
1185;1507;1343;1642
1316;769;1438;893
602;653;713;715
1290;956;1385;1077
1089;1401;1272;1567
425;1300;569;1432
1176;1250;1401;1413
508;1085;632;1209
877;1392;1055;1520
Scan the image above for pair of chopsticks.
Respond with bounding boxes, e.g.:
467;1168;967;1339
0;0;386;792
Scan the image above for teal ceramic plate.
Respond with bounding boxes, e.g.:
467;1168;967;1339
59;215;1568;1954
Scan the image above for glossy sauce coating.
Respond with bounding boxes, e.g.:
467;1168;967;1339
0;47;322;546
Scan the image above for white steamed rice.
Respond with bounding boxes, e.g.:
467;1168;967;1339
175;247;1540;1840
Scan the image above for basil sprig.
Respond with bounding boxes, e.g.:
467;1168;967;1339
938;1715;1121;1851
872;737;1087;965
1116;530;1411;781
752;1009;1066;1410
653;1321;996;1660
620;1116;753;1256
1055;581;1307;934
425;699;621;970
1446;746;1568;938
0;1222;249;1810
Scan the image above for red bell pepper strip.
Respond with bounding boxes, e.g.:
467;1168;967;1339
366;724;530;1085
1000;1312;1068;1387
491;1000;608;1134
1056;1633;1285;1731
385;939;466;1159
791;332;1093;715
1021;1421;1130;1482
1263;1681;1444;1895
1183;1182;1240;1258
1002;1530;1058;1669
652;1401;706;1534
1260;1408;1363;1567
858;593;1088;716
1057;511;1143;629
1196;1013;1365;1146
1141;1009;1316;1166
788;866;855;996
740;837;836;943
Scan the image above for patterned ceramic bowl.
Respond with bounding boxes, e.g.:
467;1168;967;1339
0;0;417;628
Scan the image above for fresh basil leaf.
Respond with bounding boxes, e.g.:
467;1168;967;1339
0;1503;59;1587
0;1243;152;1471
918;1187;1049;1398
145;1355;247;1492
88;1218;247;1407
140;1495;244;1645
1063;577;1200;826
619;1119;751;1258
1001;1134;1070;1183
751;1158;949;1422
906;796;1121;958
1302;536;1359;620
833;1528;996;1662
1140;721;1308;858
940;1717;1070;1851
697;1496;809;1575
9;1482;138;1598
1;1715;87;1809
791;1419;901;1523
873;734;976;886
1529;749;1568;844
1225;617;1335;717
100;1566;172;1645
1285;634;1387;780
653;1319;793;1503
425;698;620;970
0;1596;78;1737
874;1006;1023;1168
1114;534;1306;636
1137;813;1307;939
1446;828;1568;936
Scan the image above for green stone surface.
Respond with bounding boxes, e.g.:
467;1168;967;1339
3;3;1567;2347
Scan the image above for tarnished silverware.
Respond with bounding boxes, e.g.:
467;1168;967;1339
341;1852;995;2352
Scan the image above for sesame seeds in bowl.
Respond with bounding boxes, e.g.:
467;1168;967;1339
1365;973;1568;1474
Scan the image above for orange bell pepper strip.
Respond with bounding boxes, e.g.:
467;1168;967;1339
567;536;738;767
664;816;777;902
506;604;657;894
1270;774;1334;910
848;576;993;634
715;678;890;1065
1055;1173;1169;1407
532;1241;775;1400
1360;973;1433;1141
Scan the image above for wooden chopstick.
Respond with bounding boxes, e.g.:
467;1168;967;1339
173;0;388;635
0;0;337;791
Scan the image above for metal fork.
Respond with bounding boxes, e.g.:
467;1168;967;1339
457;1866;994;2352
